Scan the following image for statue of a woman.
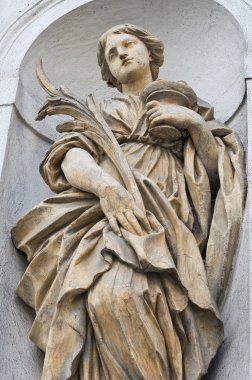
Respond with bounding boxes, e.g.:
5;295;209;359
12;24;245;380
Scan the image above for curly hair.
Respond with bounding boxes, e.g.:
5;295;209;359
97;24;164;92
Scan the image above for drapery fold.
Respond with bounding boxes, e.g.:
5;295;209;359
12;94;244;379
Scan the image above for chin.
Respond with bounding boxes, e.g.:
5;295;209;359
121;65;146;83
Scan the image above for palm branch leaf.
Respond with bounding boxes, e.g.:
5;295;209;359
35;60;145;212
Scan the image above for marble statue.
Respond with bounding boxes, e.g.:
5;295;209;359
12;24;245;380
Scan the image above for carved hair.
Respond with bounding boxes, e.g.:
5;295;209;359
97;24;164;91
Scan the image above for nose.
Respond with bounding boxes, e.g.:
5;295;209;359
119;52;127;60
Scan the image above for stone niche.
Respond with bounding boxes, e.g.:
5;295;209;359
0;0;249;379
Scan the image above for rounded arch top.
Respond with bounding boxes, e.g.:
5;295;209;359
0;0;249;140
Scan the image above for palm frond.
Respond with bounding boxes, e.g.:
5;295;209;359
35;60;145;212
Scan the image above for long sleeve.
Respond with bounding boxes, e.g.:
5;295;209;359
40;132;102;193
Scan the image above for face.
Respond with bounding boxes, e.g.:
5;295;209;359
104;32;151;85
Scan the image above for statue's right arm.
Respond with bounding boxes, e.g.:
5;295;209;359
61;148;152;236
61;147;119;198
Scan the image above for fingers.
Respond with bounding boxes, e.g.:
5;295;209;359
149;115;170;129
110;211;144;236
133;207;151;233
109;210;160;236
146;106;160;119
108;217;122;237
146;104;181;129
146;106;158;115
146;102;193;130
125;210;143;235
116;212;136;234
147;214;161;232
146;100;159;110
117;208;152;235
148;110;162;122
148;113;186;130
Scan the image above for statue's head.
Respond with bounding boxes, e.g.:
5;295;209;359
97;24;164;92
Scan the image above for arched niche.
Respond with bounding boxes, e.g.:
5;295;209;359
16;0;246;142
0;1;249;380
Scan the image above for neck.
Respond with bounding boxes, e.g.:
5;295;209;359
122;72;153;95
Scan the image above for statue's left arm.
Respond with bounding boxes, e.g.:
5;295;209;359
146;101;219;184
186;118;219;184
147;99;245;304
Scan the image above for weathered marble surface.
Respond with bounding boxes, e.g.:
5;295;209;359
10;23;245;379
0;1;251;380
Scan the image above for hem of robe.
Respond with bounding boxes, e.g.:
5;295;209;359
12;179;223;380
11;129;245;380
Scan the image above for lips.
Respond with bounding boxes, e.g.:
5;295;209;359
122;58;133;66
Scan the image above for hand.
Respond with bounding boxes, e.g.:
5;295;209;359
146;100;205;131
98;183;157;236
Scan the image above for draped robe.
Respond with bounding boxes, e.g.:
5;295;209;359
12;93;245;380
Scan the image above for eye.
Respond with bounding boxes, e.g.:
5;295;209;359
125;41;135;48
108;48;117;60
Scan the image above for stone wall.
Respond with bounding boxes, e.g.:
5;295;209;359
0;1;251;379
